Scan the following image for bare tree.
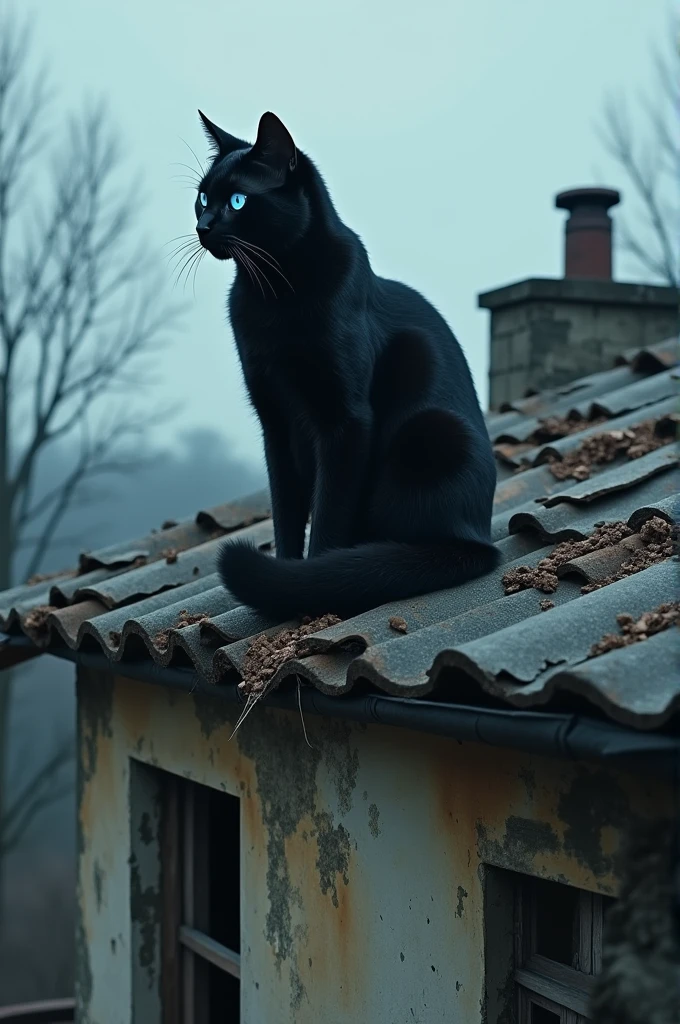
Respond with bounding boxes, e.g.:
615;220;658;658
0;14;179;893
599;24;679;286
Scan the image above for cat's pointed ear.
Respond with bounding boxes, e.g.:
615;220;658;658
198;110;245;156
251;112;297;172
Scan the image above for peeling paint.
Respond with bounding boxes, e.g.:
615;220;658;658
75;914;93;1024
313;813;350;907
558;768;634;877
129;853;161;978
477;816;560;873
235;706;359;1013
321;734;360;815
192;689;235;741
75;673;673;1024
78;669;114;786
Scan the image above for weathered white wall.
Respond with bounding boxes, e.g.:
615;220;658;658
76;669;671;1024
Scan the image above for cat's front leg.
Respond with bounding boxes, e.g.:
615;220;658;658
308;413;371;557
261;419;312;560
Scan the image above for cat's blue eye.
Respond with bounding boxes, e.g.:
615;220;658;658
229;193;247;211
199;192;208;207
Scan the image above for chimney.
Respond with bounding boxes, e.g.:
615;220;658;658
555;187;620;280
479;187;678;410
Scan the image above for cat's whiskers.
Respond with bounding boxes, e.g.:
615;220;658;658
168;248;202;278
227;244;257;292
228;237;284;269
231;241;279;299
240;246;277;299
233;244;270;299
171;162;203;186
189;248;206;297
178;249;203;292
172;244;204;290
166;239;200;262
178;140;207;179
163;233;197;248
229;236;295;293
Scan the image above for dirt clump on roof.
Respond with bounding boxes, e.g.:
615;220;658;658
109;630;122;648
580;517;676;594
502;521;634;595
161;547;185;564
529;413;609;446
504;517;675;598
389;616;408;634
589;602;680;658
547;415;678;482
25;569;75;587
23;605;56;636
539;599;555;611
161;519;178;530
153;610;212;652
239;613;342;695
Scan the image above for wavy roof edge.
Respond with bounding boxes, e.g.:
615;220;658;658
0;335;678;734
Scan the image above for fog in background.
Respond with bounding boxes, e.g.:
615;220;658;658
0;0;673;1006
2;431;264;1004
20;0;672;463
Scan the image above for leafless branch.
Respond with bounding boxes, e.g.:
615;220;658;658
598;25;680;286
0;12;183;587
0;738;74;858
0;9;184;871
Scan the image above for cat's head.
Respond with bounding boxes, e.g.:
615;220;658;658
194;111;309;261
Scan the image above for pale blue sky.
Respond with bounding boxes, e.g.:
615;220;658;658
24;0;672;462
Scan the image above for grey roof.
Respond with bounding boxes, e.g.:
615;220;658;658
1;336;678;731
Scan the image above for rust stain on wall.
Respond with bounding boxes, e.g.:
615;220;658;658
76;673;675;1023
233;705;360;1015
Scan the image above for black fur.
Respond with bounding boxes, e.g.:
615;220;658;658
195;111;498;619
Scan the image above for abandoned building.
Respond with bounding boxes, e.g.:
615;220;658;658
0;187;678;1024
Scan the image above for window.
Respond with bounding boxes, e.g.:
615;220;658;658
484;870;615;1024
515;876;614;1023
161;776;241;1024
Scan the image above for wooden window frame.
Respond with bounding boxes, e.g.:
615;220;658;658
161;776;241;1024
514;878;610;1023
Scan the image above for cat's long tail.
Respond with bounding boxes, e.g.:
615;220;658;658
217;539;499;620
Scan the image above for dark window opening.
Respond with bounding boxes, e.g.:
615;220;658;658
485;868;616;1024
531;1004;561;1024
532;877;580;967
161;775;241;1024
208;786;241;956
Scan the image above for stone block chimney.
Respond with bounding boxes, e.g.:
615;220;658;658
479;187;679;410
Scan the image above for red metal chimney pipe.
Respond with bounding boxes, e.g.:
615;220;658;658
555;187;620;280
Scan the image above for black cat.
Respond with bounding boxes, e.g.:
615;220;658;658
194;110;498;619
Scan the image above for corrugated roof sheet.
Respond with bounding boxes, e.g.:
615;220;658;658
1;336;678;730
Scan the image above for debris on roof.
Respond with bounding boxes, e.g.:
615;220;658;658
153;609;213;653
388;616;409;634
0;337;678;731
501;516;674;596
546;414;677;482
589;602;680;659
25;569;76;587
239;614;342;695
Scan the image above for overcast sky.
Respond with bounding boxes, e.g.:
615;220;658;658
22;0;671;464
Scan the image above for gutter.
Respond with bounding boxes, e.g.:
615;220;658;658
3;635;680;774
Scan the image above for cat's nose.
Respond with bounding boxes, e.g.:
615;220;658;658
196;211;215;238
